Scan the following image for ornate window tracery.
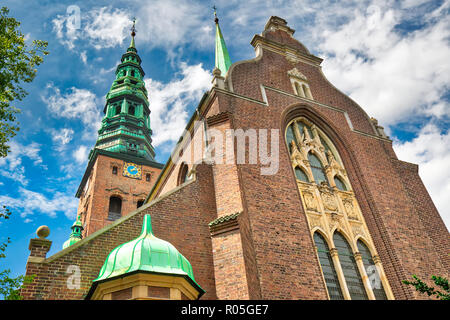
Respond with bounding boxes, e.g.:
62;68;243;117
333;232;368;300
314;232;344;300
357;240;388;300
285;116;393;300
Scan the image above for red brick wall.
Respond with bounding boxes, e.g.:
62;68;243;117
218;20;448;299
77;154;161;237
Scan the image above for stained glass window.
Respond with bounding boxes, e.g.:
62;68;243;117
333;232;368;300
308;153;328;185
295;167;309;182
314;232;344;300
334;176;347;191
357;240;388;300
296;121;313;139
286;123;296;149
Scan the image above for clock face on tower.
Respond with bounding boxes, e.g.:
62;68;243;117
123;162;142;179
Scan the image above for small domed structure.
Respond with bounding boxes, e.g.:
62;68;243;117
62;215;83;249
86;214;204;300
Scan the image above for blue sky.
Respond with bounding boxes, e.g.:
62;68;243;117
0;0;448;283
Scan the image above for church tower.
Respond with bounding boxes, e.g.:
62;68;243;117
74;20;163;238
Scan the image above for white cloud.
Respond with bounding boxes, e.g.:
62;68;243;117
53;6;130;50
394;124;450;230
52;2;213;52
137;0;212;50
0;187;79;219
315;4;450;126
50;128;74;151
73;145;89;164
42;84;102;140
80;51;87;64
144;62;211;148
83;7;130;49
0;141;43;185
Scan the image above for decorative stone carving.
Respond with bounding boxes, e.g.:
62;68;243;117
328;212;342;231
353;252;363;261
352;225;365;238
326;150;346;177
373;255;381;264
290;141;307;166
321;190;338;211
329;248;339;258
310;126;325;152
286;55;300;64
288;68;307;81
343;198;359;221
303;191;318;211
308;216;323;230
370;117;388;139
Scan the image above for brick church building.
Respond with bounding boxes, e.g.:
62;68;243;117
22;16;449;300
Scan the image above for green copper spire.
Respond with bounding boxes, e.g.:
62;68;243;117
92;214;204;295
95;18;156;161
214;8;232;76
63;215;84;249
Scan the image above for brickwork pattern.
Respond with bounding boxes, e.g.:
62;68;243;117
77;154;161;237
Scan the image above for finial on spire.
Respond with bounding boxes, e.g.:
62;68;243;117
213;5;218;24
129;17;137;50
214;6;231;76
131;17;137;37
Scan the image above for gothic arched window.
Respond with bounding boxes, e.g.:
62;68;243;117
357;240;388;300
333;232;368;300
308;153;328;185
286;124;296;149
295;167;309;182
108;196;122;221
334;176;347;191
313;232;344;300
129;105;135;116
137;199;145;208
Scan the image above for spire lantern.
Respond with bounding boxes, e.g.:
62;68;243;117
94;17;157;163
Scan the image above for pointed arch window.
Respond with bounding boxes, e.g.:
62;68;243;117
129;105;135;116
308;153;328;185
333;232;368;300
295;167;309;182
286;124;296;149
313;232;344;300
334;176;347;191
357;240;388;300
178;163;189;186
295;121;313;140
108;196;122;221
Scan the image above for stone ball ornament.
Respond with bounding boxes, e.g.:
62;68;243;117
36;225;50;239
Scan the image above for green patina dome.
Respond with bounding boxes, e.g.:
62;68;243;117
93;214;202;292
